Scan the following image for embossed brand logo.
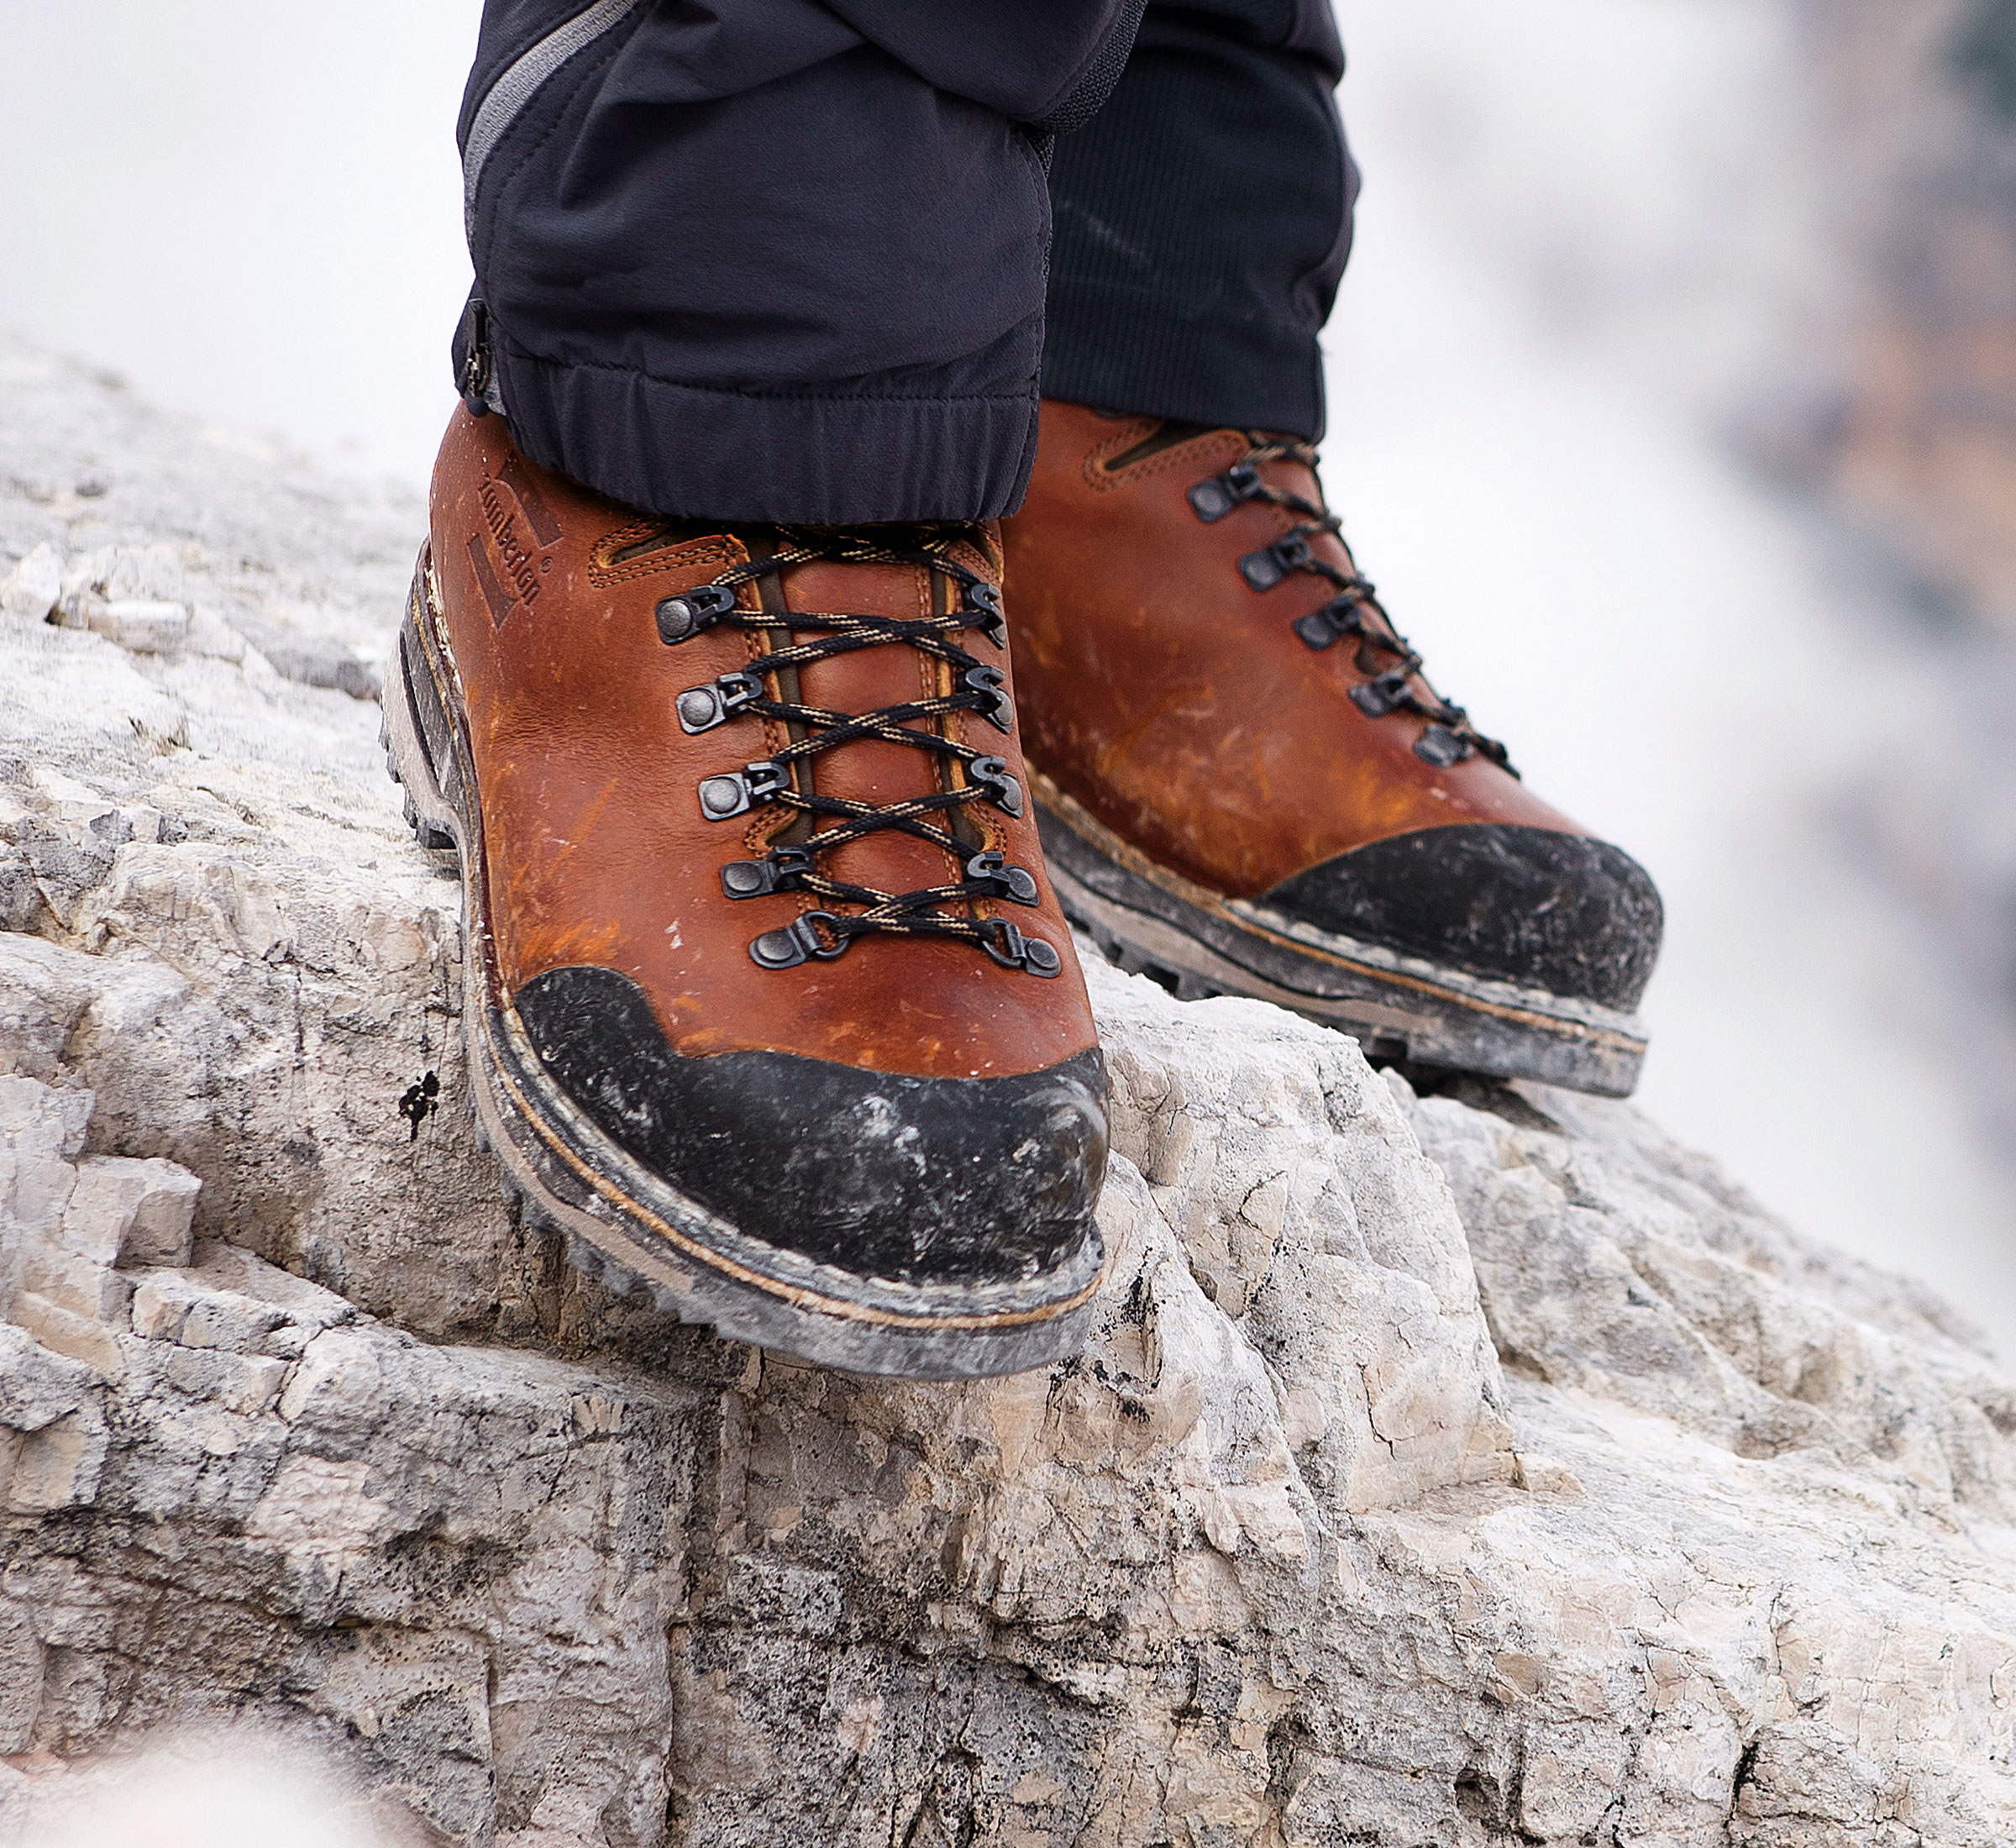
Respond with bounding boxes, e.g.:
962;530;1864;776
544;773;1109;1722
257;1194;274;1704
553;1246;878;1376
468;455;562;628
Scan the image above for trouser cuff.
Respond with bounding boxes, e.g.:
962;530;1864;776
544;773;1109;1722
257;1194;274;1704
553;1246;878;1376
1039;275;1327;439
491;328;1043;527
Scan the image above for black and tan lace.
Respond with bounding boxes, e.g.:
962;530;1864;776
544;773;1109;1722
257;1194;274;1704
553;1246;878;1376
654;525;1058;975
1189;440;1515;774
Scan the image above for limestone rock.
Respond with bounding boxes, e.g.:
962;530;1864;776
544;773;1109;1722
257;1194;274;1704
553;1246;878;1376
3;336;2014;1846
0;543;61;623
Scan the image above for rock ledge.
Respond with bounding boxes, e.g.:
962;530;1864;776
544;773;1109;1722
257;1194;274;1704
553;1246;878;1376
3;339;2013;1848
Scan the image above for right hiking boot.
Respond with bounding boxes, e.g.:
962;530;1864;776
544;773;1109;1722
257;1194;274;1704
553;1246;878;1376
1002;401;1663;1098
382;408;1109;1378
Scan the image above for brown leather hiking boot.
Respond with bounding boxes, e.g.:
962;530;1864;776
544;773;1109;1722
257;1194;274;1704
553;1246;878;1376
1000;400;1663;1097
382;409;1108;1376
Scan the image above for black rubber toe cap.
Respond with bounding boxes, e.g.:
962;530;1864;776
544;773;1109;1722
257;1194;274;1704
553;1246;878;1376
514;966;1108;1289
1261;824;1663;1010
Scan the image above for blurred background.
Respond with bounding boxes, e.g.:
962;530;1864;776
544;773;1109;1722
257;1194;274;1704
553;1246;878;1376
2;0;2012;1353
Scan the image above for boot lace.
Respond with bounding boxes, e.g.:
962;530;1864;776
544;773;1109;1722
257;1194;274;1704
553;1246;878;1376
654;525;1060;976
1189;439;1515;774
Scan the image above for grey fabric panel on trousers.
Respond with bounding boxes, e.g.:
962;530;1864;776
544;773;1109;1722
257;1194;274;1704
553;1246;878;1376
455;0;1351;525
459;0;1144;526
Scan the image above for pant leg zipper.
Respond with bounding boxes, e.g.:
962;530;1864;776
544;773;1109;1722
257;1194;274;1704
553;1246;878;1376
459;298;501;417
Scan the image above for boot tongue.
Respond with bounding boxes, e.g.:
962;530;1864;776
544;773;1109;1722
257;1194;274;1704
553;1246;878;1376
774;551;975;906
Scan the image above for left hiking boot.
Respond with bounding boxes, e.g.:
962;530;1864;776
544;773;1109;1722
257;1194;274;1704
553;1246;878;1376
384;408;1107;1377
1000;400;1663;1098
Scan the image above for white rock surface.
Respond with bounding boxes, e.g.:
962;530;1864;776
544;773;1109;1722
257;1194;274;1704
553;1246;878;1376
3;336;2013;1847
0;544;61;623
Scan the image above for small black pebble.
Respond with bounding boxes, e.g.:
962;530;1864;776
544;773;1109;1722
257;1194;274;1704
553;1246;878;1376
398;1070;442;1141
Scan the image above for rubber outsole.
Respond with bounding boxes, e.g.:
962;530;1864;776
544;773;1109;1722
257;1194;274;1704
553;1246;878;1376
381;552;1105;1379
1029;772;1648;1099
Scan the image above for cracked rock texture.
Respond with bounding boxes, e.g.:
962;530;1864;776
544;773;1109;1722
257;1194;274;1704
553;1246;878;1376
3;338;2015;1847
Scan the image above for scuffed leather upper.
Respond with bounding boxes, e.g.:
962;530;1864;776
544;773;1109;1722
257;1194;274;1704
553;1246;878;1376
428;407;1099;1082
1000;400;1593;899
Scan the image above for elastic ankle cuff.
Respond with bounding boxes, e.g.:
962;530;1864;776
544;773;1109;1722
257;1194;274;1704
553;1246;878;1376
492;334;1042;526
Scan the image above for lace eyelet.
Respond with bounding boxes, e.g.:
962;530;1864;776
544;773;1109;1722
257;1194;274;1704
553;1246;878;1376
677;669;763;733
1239;533;1315;591
983;921;1062;977
1294;596;1366;651
965;579;1007;647
963;664;1013;732
965;849;1039;906
1350;671;1412;719
721;846;813;899
1188;462;1266;522
748;911;851;970
967;755;1024;816
1415;724;1472;769
655;582;738;644
697;759;789;821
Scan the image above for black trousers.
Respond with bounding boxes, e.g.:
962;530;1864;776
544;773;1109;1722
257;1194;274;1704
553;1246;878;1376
456;0;1356;525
